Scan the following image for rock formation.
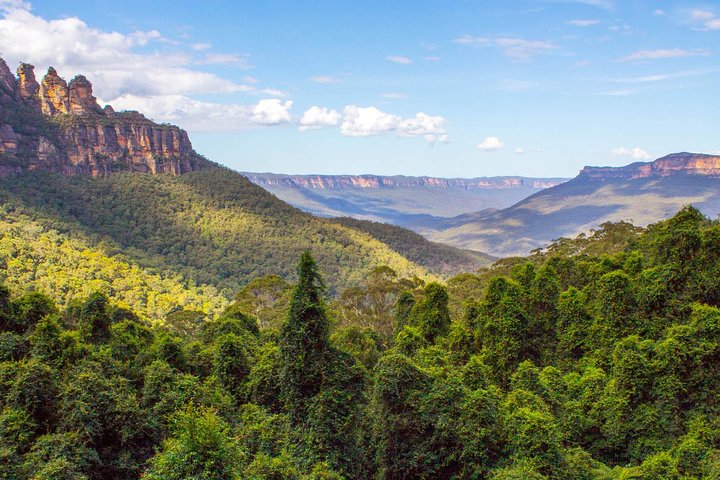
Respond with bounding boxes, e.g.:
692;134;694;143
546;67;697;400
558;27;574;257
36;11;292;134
244;173;565;190
0;58;206;176
17;63;39;101
579;153;720;180
39;67;70;115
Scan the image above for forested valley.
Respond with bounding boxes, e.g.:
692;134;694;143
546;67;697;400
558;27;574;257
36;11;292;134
1;206;720;479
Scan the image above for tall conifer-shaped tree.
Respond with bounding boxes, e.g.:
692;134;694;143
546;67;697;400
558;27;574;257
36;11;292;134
279;251;330;421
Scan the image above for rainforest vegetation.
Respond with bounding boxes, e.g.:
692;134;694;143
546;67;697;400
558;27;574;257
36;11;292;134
1;206;720;479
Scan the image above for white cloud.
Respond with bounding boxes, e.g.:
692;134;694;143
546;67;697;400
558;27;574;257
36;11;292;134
612;147;652;160
692;10;715;20
339;106;446;142
310;75;337;83
424;55;441;62
0;4;257;99
455;35;556;59
251;99;293;125
191;42;211;51
108;94;291;132
653;9;665;16
298;106;341;130
568;19;600;26
621;48;711;62
197;53;251;67
690;9;720;30
612;69;714;84
515;148;525;154
341;106;400;137
386;55;412;64
478;136;504;151
382;92;408;99
397;112;446;138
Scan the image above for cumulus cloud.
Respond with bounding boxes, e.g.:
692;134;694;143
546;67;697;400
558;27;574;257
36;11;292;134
386;55;412;64
455;35;556;59
298;106;341;130
653;9;665;16
0;3;263;100
567;19;600;26
251;99;293;125
108;94;292;132
341;106;400;137
612;147;652;161
339;106;446;142
621;48;711;62
478;136;504;151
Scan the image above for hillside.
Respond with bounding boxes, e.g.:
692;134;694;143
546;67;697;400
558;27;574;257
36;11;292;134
0;57;500;297
430;152;720;257
244;172;566;229
0;207;228;320
3;207;720;479
331;216;495;275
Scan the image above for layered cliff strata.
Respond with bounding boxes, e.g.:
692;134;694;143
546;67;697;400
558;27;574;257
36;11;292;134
579;153;720;180
0;57;205;176
244;173;565;190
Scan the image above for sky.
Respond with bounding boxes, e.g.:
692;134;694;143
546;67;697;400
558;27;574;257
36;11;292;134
0;0;718;178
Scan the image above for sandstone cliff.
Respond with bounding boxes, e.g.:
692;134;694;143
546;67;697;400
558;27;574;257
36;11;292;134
578;153;720;180
244;173;565;190
0;57;206;176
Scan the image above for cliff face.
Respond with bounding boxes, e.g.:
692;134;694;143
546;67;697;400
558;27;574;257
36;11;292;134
579;153;720;181
0;57;205;176
244;173;565;190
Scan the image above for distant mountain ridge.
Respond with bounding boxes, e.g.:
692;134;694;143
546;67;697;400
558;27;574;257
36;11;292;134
429;152;720;257
579;152;720;180
245;172;568;227
245;172;564;190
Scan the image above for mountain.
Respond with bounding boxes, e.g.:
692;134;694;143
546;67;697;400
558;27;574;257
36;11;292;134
0;59;204;175
330;217;495;275
0;58;492;305
431;152;720;257
244;172;567;229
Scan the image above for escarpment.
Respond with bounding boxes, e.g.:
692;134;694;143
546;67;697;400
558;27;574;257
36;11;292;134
0;57;206;176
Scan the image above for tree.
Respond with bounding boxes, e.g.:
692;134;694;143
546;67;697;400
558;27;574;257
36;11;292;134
279;252;330;421
407;282;451;343
142;406;241;480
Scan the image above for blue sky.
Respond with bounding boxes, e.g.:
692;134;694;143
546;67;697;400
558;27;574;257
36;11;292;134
0;0;718;177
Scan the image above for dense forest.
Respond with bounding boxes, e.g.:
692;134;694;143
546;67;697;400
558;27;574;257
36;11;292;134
1;206;720;479
0;169;463;297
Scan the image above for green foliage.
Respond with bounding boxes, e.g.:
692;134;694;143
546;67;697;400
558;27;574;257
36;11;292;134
143;406;241;480
0;209;719;479
280;252;330;420
0;169;433;298
406;282;451;343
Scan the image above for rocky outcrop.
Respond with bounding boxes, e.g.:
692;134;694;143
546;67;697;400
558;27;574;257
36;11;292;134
0;58;15;94
68;75;103;115
17;63;39;102
579;153;720;180
39;67;71;115
244;173;566;190
0;58;206;176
